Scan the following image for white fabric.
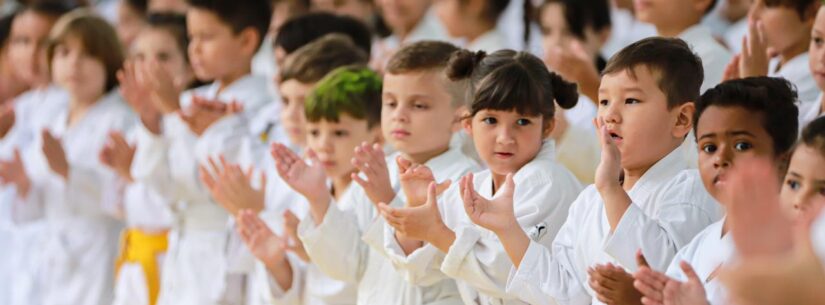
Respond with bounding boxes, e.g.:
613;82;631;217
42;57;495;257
770;53;821;105
678;24;733;93
18;91;135;305
723;18;748;54
556;124;600;185
378;140;582;305
799;93;824;131
505;142;724;305
665;219;734;305
298;144;481;305
466;30;508;53
601;7;657;59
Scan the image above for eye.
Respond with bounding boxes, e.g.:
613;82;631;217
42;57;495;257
413;102;429;110
787;179;801;190
818;186;825;196
516;118;531;126
157;52;171;62
625;98;640;104
701;143;717;154
308;129;319;137
733;141;753;151
385;100;397;108
481;117;497;125
599;99;608;106
333;130;349;137
813;37;824;46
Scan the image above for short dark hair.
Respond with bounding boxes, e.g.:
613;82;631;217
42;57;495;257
48;10;124;92
21;0;74;20
695;77;799;156
274;12;372;56
125;0;149;16
186;0;272;49
764;0;819;19
386;40;467;108
603;37;704;109
146;13;188;61
447;49;579;126
538;0;611;40
306;66;382;128
799;116;825;156
0;11;15;49
279;34;368;84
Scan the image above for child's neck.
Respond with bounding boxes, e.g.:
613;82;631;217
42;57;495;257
464;21;495;45
621;140;683;191
776;34;810;69
331;174;354;201
655;18;701;38
401;145;450;166
216;65;252;94
67;92;103;128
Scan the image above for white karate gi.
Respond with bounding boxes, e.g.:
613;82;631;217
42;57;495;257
665;219;733;305
18;91;135;305
133;75;272;305
378;140;583;305
298;144;481;305
678;24;733;93
466;30;509;53
799;94;824;131
505;142;724;305
770;53;821;106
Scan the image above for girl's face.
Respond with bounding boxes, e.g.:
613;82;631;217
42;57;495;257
539;3;601;59
306;114;380;179
116;2;147;50
781;145;825;218
8;11;56;87
130;27;193;88
809;7;825;91
751;0;813;58
51;35;107;102
377;0;431;36
465;109;548;178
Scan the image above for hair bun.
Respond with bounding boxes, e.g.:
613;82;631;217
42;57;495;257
446;49;486;81
549;72;579;110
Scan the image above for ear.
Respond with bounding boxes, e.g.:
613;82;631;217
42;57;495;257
238;27;261;57
542;117;556;139
462;113;474;137
672;102;696;139
452;106;469;133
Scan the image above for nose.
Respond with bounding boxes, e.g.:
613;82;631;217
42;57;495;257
601;100;622;125
495;125;516;146
318;132;334;153
713;144;733;169
391;105;409;123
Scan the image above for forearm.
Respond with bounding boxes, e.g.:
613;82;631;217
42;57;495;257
495;226;531;268
266;257;294;292
599;185;632;232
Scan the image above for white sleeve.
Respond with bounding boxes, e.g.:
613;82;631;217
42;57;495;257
131;120;178;201
254;255;306;305
603;176;719;272
297;201;369;284
506;195;593;305
194;114;254;167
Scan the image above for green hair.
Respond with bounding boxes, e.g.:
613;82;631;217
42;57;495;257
305;66;383;128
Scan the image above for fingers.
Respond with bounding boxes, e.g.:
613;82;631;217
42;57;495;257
435;179;452;195
679;261;701;283
498;173;515;198
396;155;412;173
633;268;666;302
636;250;650;268
425;182;438;207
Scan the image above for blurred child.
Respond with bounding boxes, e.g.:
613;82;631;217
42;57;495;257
310;0;375;26
116;0;148;49
376;49;584;305
148;0;189;13
251;0;309;85
126;0;274;304
273;12;372;72
372;0;448;71
726;0;821;104
799;3;825;127
0;12;27;105
636;0;732;92
105;12;196;305
465;38;723;305
9;10;134;305
238;66;382;305
271;40;482;305
633;77;799;305
434;0;513;52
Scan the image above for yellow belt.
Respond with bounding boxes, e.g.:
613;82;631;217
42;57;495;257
115;228;169;305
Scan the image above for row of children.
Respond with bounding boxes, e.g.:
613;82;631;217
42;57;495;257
0;0;823;305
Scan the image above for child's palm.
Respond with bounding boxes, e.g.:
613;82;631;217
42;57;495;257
238;211;288;268
462;173;517;232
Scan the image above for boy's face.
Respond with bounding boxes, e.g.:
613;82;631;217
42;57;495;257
810;7;825;90
382;70;459;161
781;145;825;217
695;105;777;201
597;66;693;173
186;8;254;81
465;109;547;176
279;79;314;147
51;35;107;101
752;0;813;57
8;11;55;87
131;28;193;88
307;114;380;179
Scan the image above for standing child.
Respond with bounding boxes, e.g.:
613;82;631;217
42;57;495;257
11;10;135;305
272;40;482;305
463;37;723;305
127;0;274;304
105;12;197;305
635;0;732;92
633;76;800;305
376;49;585;305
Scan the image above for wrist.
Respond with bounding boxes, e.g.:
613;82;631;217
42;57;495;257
309;195;331;225
428;224;455;252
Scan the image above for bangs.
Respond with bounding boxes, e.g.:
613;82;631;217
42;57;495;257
469;62;548;118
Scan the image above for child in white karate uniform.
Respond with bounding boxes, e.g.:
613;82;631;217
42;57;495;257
633;77;801;305
13;10;136;305
375;49;584;305
463;38;724;305
274;41;483;305
127;0;274;304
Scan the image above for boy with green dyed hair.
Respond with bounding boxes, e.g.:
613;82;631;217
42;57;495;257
236;66;383;305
